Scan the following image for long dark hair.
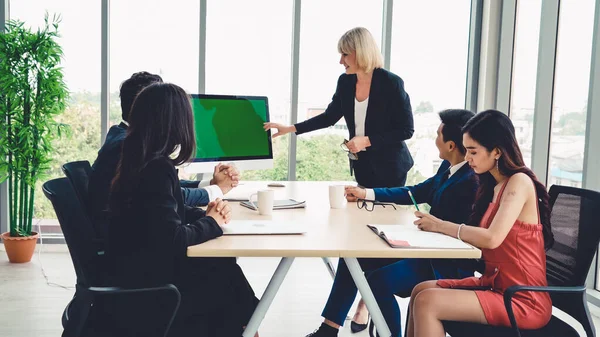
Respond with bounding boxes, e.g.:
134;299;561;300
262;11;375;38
463;110;553;249
110;83;196;212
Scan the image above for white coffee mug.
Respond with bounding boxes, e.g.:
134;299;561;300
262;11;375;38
329;185;346;209
248;189;275;215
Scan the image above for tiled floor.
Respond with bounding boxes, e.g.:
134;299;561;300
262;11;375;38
0;244;598;336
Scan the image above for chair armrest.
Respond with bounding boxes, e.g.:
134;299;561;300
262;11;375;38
87;283;180;297
503;285;587;337
65;284;180;337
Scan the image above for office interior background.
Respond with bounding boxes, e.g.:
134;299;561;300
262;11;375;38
1;0;600;329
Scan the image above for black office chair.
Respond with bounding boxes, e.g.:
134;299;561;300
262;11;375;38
61;161;93;214
60;161;105;329
62;161;108;244
441;185;600;337
43;178;181;337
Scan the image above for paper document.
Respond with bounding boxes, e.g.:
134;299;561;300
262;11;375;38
240;199;306;210
367;224;473;249
222;220;307;235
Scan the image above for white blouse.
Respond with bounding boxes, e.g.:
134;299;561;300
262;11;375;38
354;97;369;137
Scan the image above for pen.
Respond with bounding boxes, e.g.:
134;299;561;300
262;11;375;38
406;189;420;211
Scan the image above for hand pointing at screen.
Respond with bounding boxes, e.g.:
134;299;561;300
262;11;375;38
263;122;296;138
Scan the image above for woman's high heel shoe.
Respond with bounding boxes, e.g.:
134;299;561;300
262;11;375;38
350;314;369;333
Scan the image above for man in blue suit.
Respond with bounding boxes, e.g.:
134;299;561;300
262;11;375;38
306;109;478;337
88;71;238;239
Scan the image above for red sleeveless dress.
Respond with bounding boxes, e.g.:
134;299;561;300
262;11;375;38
436;178;552;329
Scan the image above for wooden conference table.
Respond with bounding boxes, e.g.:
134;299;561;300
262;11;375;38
187;181;481;337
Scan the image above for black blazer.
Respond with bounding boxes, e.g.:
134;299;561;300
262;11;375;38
294;68;414;187
89;123;210;238
103;157;257;334
106;157;224;288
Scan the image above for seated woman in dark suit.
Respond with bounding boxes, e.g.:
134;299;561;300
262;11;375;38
105;82;258;337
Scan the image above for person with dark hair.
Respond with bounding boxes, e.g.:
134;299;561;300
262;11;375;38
105;82;258;337
407;110;553;337
89;71;238;239
304;109;478;337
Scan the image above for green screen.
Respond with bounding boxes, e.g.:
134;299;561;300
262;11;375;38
191;96;271;160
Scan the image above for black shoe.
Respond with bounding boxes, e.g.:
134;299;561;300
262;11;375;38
350;314;369;333
350;321;368;333
305;323;339;337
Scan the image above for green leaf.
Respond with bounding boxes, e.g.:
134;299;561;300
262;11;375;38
0;15;68;229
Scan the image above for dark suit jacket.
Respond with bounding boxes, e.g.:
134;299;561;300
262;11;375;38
375;160;477;224
106;157;224;287
375;160;481;277
89;123;209;238
103;157;256;335
294;68;414;188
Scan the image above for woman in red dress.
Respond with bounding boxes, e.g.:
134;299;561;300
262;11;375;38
406;110;554;337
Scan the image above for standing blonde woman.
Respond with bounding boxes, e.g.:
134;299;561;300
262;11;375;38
265;27;414;337
264;27;414;189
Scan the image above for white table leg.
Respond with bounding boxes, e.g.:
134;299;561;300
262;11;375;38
322;257;336;278
242;257;295;337
344;257;392;337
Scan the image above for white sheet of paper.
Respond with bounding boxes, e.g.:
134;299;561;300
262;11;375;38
368;224;473;249
222;220;307;235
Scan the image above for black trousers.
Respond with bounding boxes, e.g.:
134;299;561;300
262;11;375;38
170;260;259;337
352;158;408;188
92;260;258;337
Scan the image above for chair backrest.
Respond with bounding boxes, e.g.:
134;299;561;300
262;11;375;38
546;184;600;287
43;178;102;287
545;184;600;332
62;161;93;214
62;160;108;244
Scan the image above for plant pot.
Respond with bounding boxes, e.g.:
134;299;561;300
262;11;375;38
1;232;39;263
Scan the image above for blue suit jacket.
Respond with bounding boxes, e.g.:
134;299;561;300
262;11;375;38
89;123;209;238
374;160;477;224
374;160;481;278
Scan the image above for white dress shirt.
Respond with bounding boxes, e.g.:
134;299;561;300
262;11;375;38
198;180;224;202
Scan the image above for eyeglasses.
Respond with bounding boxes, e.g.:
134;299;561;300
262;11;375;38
340;139;358;160
356;198;397;212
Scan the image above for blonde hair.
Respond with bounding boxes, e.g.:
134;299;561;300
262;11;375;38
337;27;383;74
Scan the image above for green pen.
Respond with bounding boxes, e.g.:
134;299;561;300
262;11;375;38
407;189;420;211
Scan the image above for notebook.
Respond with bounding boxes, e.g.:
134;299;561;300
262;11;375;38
367;224;473;249
222;220;307;235
240;199;306;210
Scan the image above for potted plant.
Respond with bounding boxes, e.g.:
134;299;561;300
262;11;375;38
0;14;69;263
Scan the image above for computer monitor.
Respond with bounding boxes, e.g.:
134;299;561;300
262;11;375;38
183;94;274;173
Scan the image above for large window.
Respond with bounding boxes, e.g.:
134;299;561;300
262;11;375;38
390;0;471;185
205;0;293;181
10;1;101;238
296;0;383;181
110;0;200;126
510;0;542;167
548;0;594;189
